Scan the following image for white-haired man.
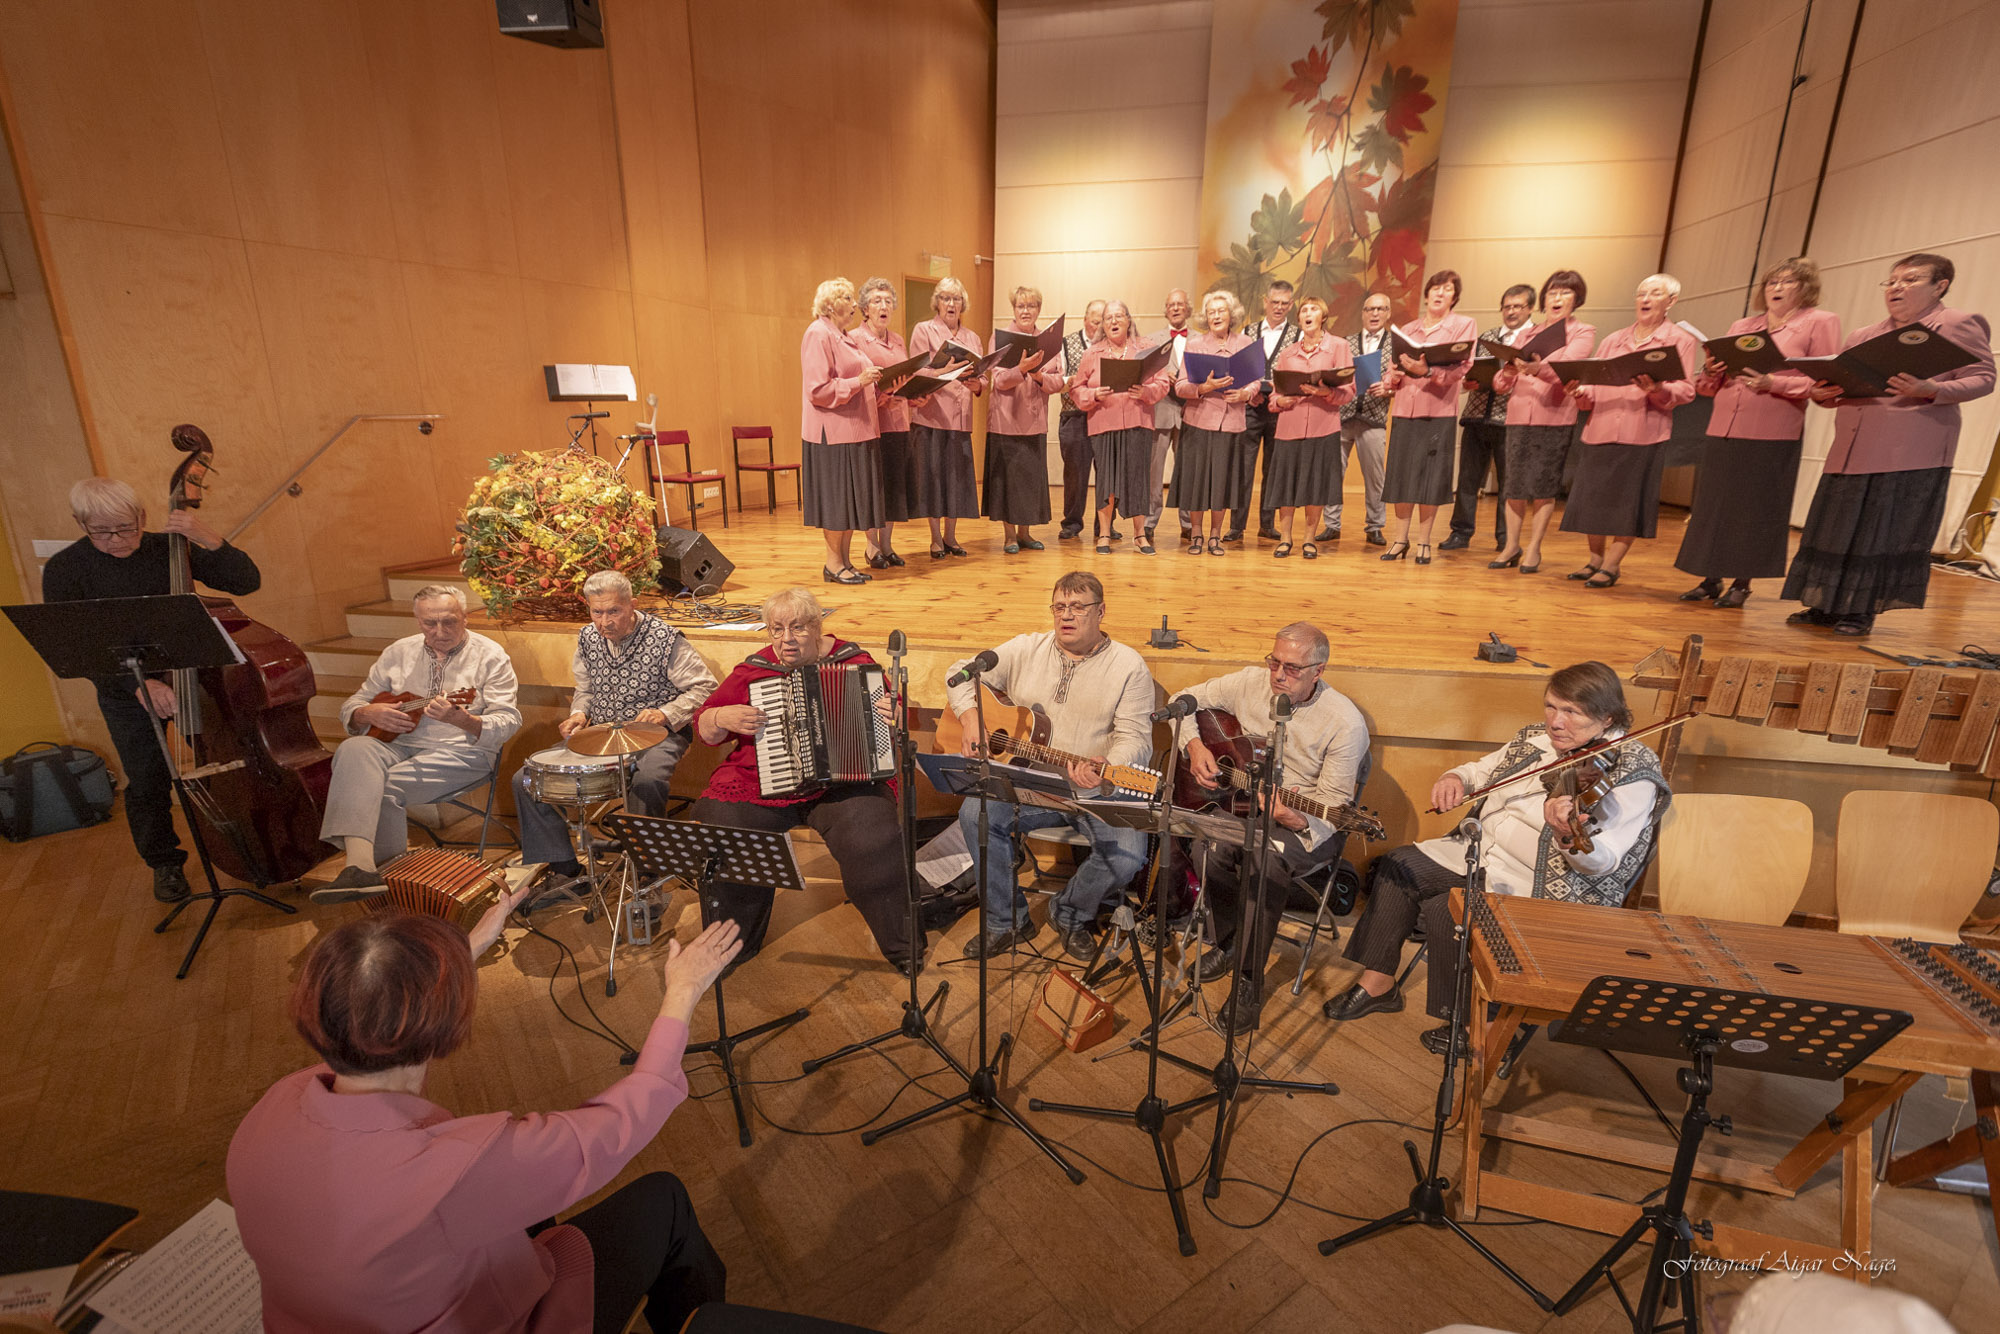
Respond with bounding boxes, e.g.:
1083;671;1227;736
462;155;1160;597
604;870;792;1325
42;477;264;902
514;571;717;891
311;586;521;902
1153;287;1194;543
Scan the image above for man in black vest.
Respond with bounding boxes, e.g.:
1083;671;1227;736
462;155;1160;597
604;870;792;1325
1233;282;1302;541
513;570;718;888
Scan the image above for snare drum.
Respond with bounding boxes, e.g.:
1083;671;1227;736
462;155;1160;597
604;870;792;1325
524;745;630;806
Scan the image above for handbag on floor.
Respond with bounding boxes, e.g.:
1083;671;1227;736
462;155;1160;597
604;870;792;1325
0;742;115;842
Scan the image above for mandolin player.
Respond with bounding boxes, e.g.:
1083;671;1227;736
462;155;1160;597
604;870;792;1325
42;478;263;903
946;571;1155;962
1174;623;1370;1034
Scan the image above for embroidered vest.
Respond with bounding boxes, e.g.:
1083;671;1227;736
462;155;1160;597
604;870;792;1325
1475;724;1672;905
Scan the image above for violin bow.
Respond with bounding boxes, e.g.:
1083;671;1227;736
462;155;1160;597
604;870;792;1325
1425;711;1697;815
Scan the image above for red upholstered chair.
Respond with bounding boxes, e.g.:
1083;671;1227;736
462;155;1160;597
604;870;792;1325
731;426;800;513
644;430;728;529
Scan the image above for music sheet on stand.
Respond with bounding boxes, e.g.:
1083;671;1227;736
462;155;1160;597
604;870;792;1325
87;1199;261;1334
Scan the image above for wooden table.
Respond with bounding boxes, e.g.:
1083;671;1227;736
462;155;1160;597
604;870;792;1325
1456;895;2000;1280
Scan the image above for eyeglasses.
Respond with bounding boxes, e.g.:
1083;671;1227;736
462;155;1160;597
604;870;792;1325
1050;602;1102;616
769;622;819;640
1879;277;1934;290
1764;278;1800;288
84;524;141;541
1264;656;1324;678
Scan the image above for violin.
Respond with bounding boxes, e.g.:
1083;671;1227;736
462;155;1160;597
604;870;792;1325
1542;748;1617;855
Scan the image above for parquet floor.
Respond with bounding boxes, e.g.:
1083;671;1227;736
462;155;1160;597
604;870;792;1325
4;810;1997;1332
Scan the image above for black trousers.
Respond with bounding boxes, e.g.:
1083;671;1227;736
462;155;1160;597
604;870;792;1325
691;784;909;967
548;1172;727;1334
97;687;184;869
1201;828;1340;1004
1231;404;1282;533
1450;421;1509;544
1341;845;1466;1017
1057;411;1093;533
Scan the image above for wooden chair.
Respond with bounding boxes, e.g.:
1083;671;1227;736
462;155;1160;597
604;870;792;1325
1656;793;1813;926
731;426;799;513
644;430;728;530
1836;790;1998;940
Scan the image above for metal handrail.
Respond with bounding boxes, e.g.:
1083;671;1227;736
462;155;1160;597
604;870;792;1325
225;413;441;542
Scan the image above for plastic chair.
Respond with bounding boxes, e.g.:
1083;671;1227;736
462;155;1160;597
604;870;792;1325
732;426;799;513
1657;793;1813;925
1836;790;1998;941
645;430;728;529
410;759;515;859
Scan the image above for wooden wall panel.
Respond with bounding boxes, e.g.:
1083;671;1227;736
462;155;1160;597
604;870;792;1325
603;0;709;307
491;35;629;293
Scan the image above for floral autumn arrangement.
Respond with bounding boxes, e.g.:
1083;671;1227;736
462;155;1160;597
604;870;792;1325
456;449;660;619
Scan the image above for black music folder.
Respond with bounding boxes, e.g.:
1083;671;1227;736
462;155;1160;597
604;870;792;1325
925;340;980;370
1703;330;1790;377
1479;318;1570;364
1550;342;1688;388
1464;355;1500;388
873;349;930;390
1389;327;1475;367
992;314;1066;369
1786;323;1980;398
1098;338;1175;392
1271;365;1357;396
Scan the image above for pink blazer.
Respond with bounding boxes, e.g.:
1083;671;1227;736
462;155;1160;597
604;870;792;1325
1174;331;1260;433
853;324;913;434
1495;320;1598;427
988;337;1065;436
1820;304;1995;475
1699;308;1842;440
908;319;984;432
1386;313;1479;418
1270;339;1355;440
227;1017;693;1334
800;316;879;444
1074;340;1170;435
1575;323;1702;445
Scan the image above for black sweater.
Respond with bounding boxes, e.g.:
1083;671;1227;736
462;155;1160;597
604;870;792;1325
41;533;263;692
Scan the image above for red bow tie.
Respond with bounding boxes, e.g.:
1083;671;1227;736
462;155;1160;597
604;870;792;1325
1169;328;1188;337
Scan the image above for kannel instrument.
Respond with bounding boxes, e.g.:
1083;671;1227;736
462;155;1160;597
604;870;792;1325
161;426;332;885
362;848;505;930
931;683;1161;798
362;687;475;742
1171;707;1386;841
751;660;896;797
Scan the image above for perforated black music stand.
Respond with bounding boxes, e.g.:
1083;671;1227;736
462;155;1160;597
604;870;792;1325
599;813;810;1147
1550;976;1912;1334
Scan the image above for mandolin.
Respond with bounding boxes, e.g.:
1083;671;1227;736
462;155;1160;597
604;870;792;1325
1173;707;1385;841
931;683;1162;798
364;687;477;742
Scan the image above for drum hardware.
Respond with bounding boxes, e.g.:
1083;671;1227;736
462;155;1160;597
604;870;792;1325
569;720;671;756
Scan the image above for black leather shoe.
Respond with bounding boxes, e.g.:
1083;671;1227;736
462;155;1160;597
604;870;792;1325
152;864;192;903
1055;923;1097;962
961;919;1040;958
1217;993;1263;1034
1322;982;1403;1022
1196;944;1235;984
1058;526;1082;540
310;865;389;905
1258;525;1283;541
1420;1024;1456;1056
1714;586;1750;609
1365;529;1386;547
1438;533;1471;550
1314;527;1340;542
1221;531;1244;543
1678;580;1722;602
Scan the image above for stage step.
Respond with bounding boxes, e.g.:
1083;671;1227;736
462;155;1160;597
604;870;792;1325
345;599;419;640
383;559;481;611
307;634;394;679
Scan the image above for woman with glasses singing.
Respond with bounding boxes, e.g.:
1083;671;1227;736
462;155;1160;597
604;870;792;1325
41;476;263;904
689;588;912;972
1673;258;1841;608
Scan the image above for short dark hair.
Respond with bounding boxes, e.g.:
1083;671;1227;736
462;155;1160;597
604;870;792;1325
1895;252;1954;292
1546;661;1633;731
1500;284;1537;307
1267;280;1296;297
1540;269;1588;310
1424;270;1463;306
291;913;476;1076
1053;570;1104;602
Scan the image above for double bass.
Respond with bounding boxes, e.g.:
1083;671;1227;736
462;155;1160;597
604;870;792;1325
162;425;333;885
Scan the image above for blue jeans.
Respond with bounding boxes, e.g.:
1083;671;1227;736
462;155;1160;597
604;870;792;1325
958;798;1151;934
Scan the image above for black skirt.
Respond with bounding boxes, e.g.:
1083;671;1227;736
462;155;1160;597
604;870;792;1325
1502;423;1573;500
1560;442;1667;539
1168;424;1242;511
912;424;978;519
1381;415;1456;506
1673;434;1803;579
1263;431;1342;508
981;432;1051;525
801;435;884;532
1092;426;1154;519
878;429;918;523
1782;467;1950;616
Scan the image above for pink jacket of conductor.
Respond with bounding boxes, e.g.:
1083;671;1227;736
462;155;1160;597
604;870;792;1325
1820;304;1995;475
1574;323;1702;445
1074;342;1170;434
227;1015;695;1334
1386;313;1479;418
800;316;879;445
908;319;985;432
1494;320;1598;427
1174;331;1261;433
1270;339;1356;439
1698;307;1842;440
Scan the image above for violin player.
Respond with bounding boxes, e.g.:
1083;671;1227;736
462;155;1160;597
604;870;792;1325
1323;662;1673;1054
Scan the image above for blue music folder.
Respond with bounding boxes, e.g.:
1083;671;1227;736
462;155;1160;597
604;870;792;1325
1353;349;1384;393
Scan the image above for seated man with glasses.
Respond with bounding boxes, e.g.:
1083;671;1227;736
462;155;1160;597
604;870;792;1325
1173;623;1369;1033
42;477;265;903
947;571;1156;960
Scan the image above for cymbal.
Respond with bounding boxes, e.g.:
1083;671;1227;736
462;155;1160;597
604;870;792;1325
568;720;669;756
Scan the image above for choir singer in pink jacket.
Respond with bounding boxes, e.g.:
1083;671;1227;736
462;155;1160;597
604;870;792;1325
985;284;1065;552
799;276;886;585
1380;270;1479;564
1074;300;1172;553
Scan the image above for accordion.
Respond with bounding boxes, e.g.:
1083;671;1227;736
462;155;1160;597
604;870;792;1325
361;849;507;930
748;661;896;796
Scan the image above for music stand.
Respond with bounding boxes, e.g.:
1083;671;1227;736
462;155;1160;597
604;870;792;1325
598;813;811;1148
3;595;296;978
1550;976;1911;1334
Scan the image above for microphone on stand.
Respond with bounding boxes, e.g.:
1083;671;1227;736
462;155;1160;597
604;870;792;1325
945;649;998;688
888;629;907;659
1149;694;1197;723
1458;817;1483;843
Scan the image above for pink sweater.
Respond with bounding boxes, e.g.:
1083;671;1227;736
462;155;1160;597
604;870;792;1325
1270;339;1355;440
1387;313;1479;418
1074;340;1170;435
1174;331;1260;433
988;338;1065;435
853;324;913;434
800;317;879;445
1574;322;1702;445
227;1016;692;1334
1698;308;1841;440
908;318;985;432
1820;304;1995;474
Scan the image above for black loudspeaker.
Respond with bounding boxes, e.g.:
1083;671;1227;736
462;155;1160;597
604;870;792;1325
496;0;603;48
657;526;735;595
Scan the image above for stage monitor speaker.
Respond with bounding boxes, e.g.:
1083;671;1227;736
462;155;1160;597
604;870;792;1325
496;0;603;48
658;527;734;595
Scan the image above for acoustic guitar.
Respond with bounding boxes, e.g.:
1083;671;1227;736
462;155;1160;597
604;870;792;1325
364;687;477;742
931;683;1161;798
1173;707;1386;841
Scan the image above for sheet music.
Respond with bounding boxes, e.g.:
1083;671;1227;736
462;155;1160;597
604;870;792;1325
0;1264;75;1322
87;1200;261;1334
